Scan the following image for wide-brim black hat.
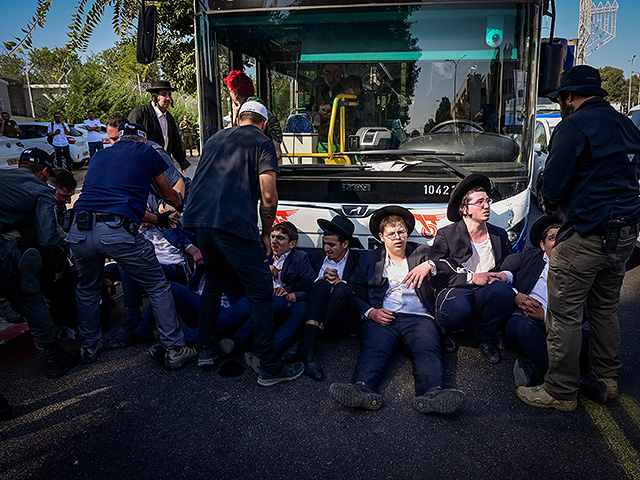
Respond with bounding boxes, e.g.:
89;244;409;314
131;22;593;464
317;215;363;249
369;206;415;239
547;65;608;102
146;80;177;93
529;214;561;247
447;173;492;222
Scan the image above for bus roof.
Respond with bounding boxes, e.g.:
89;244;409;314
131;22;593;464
197;0;545;14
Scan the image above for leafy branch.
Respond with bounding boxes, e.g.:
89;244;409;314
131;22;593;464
3;0;53;56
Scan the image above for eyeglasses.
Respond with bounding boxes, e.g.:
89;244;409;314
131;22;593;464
468;198;493;207
383;230;408;239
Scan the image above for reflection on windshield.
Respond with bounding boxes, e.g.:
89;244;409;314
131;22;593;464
211;4;535;176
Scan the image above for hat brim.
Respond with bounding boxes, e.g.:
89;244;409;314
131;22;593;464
547;85;608;102
529;214;561;247
218;360;245;378
369;206;416;239
447;173;492;222
317;218;364;249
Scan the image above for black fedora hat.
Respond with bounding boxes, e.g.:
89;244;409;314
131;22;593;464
369;206;415;239
529;214;561;247
317;215;363;248
447;172;491;222
146;80;177;93
547;65;608;102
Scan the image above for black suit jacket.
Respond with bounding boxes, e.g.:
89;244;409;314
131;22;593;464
268;249;315;300
350;242;435;316
430;220;511;291
500;246;546;295
295;249;361;297
128;102;190;170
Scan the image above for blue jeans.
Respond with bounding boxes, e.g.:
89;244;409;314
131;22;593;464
351;313;444;396
435;281;516;344
195;228;281;374
88;141;103;158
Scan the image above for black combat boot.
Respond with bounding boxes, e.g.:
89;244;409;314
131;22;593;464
44;340;81;379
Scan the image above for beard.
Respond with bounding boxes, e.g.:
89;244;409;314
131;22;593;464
559;97;575;118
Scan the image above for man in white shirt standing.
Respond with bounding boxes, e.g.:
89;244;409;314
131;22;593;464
47;112;73;170
329;206;465;414
83;110;103;159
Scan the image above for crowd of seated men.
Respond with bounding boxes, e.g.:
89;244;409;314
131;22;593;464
2;141;606;420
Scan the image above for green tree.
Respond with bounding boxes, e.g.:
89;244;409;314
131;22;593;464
598;66;627;105
28;47;81;84
0;53;26;81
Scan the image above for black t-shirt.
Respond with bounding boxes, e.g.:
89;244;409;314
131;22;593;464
182;125;279;241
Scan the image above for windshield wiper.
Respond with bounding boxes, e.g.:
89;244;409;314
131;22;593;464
341;149;471;179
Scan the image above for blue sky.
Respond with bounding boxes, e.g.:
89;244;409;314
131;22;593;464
3;0;640;75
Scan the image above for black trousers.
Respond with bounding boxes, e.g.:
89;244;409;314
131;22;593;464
304;279;360;336
54;145;73;170
195;228;282;374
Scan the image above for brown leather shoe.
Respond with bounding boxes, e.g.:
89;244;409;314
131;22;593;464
516;385;577;412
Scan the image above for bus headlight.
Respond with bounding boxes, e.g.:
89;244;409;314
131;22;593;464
507;216;527;250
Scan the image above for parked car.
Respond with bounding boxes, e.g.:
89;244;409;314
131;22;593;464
530;112;561;200
0;135;24;169
18;122;89;168
74;123;112;148
628;104;640;129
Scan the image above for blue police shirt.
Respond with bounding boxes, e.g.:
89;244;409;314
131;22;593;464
74;140;169;222
182;124;279;242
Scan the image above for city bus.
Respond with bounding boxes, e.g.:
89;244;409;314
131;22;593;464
193;0;562;250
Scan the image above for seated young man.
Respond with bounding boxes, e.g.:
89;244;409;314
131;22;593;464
216;221;315;371
329;206;465;414
282;215;363;381
430;173;516;364
498;216;599;400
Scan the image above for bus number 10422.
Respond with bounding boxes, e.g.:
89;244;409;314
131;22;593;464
423;184;452;196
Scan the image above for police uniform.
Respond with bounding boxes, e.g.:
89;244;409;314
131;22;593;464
0;148;79;378
66;123;195;368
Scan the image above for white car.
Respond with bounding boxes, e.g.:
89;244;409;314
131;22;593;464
0;135;24;169
531;113;561;199
18;122;89;168
74;123;112;148
628;105;640;129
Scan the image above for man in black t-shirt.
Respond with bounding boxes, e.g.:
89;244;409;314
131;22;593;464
183;101;303;386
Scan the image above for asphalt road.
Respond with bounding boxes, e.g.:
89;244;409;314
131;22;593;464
1;162;639;480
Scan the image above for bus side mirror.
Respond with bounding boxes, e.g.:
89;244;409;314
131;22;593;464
137;4;158;64
538;41;565;97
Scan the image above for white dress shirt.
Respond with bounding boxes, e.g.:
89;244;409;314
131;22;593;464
152;102;169;150
316;250;349;282
528;253;550;315
379;253;430;318
272;251;291;289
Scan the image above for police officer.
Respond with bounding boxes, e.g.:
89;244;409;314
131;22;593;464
66;122;196;369
517;65;640;411
0;147;81;381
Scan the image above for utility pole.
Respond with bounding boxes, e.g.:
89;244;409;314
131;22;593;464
629;55;636;112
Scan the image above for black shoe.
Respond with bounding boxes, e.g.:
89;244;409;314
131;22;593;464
80;340;104;364
303;352;325;381
479;342;501;364
513;358;541;387
0;393;13;421
414;388;466;415
580;372;608;404
281;339;302;362
329;382;383;410
148;344;167;363
442;333;457;353
257;362;304;386
18;248;42;294
44;341;81;379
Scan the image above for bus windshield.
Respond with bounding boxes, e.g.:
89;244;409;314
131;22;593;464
200;2;538;186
